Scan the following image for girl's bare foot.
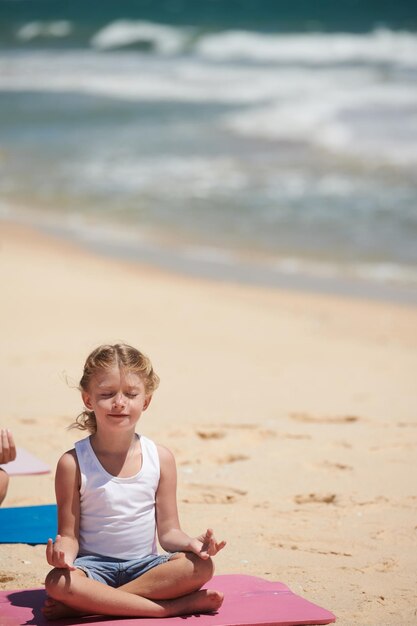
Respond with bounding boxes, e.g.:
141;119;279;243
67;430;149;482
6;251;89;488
42;597;86;621
166;588;224;617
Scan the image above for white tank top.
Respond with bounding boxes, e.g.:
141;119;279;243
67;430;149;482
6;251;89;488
74;434;160;560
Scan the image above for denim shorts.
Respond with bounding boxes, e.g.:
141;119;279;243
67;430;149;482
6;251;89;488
73;553;173;587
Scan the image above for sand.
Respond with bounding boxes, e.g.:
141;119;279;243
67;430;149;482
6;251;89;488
0;220;416;625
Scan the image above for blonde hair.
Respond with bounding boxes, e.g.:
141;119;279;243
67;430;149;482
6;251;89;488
71;343;159;434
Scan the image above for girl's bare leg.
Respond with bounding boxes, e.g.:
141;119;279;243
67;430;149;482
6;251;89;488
120;552;214;599
43;555;223;620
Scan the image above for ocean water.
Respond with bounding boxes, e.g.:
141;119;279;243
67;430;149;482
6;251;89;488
1;1;417;302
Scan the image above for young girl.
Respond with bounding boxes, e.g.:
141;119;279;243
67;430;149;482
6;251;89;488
43;343;226;620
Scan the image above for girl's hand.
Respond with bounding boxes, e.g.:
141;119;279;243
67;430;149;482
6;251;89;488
46;535;76;570
0;429;16;465
194;528;226;559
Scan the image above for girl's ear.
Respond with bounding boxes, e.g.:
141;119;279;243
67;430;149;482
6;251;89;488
82;390;93;410
143;395;153;411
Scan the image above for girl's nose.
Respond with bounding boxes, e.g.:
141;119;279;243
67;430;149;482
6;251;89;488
113;393;126;407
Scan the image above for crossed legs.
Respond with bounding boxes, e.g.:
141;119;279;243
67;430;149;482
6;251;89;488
43;552;223;620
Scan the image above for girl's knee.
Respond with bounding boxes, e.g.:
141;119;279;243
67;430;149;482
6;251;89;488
44;568;80;600
45;569;65;598
187;553;214;584
200;555;215;581
169;551;214;585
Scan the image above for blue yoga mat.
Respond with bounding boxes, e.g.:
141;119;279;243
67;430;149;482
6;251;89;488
0;503;57;544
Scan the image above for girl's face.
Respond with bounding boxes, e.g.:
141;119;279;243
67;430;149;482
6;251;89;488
82;366;151;432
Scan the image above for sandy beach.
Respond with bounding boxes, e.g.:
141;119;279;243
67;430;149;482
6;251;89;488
0;220;416;625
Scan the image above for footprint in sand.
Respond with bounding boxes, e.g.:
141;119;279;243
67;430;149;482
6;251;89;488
310;548;352;557
196;429;226;440
257;429;277;439
213;423;258;431
316;461;353;471
376;559;398;572
197;425;276;442
333;440;353;449
216;454;250;464
265;536;351;557
362;558;398;573
181;483;247;504
290;412;360;424
351;496;389;506
370;529;386;541
281;544;351;557
294;493;337;505
0;574;15;583
253;501;271;509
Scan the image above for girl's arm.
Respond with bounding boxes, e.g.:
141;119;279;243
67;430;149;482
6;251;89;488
46;450;80;570
0;428;16;464
155;445;226;558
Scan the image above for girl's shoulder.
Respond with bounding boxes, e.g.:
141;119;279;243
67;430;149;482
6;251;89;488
154;442;176;471
56;448;78;473
139;435;172;459
155;442;174;456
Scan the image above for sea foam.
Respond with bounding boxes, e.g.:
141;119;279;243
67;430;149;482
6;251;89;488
90;20;189;53
16;21;73;41
195;28;417;68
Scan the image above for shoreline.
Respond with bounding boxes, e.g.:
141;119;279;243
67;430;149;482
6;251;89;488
1;219;416;625
2;214;417;308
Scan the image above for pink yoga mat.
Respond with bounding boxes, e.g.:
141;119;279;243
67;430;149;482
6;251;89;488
0;574;336;626
0;447;50;476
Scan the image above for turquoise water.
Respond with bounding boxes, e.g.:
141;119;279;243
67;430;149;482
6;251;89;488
0;1;416;301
